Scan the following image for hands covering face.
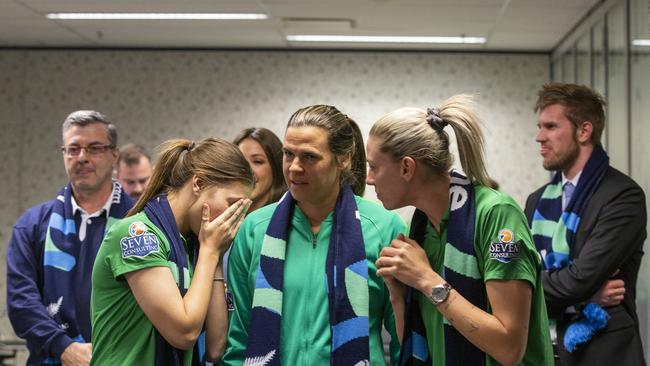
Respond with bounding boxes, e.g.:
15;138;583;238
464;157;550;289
199;198;251;255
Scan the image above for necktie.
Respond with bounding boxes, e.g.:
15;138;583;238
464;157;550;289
564;182;575;209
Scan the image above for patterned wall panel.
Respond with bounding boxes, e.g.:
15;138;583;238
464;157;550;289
0;49;550;342
0;51;25;340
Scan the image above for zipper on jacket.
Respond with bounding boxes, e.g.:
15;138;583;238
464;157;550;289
312;232;317;249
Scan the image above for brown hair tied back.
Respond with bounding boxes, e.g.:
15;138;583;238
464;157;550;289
426;107;447;133
128;138;254;216
287;105;367;196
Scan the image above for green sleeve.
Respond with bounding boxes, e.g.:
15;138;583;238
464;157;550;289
104;219;169;279
382;295;400;365
385;212;407;365
223;216;259;366
476;202;538;288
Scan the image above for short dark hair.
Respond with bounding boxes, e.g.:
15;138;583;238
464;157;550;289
535;82;606;145
118;143;151;166
62;110;117;147
233;128;287;203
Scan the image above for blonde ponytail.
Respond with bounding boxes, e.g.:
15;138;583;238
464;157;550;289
370;94;493;187
439;94;493;187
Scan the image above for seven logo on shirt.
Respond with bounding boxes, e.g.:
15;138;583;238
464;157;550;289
489;228;520;263
121;222;160;259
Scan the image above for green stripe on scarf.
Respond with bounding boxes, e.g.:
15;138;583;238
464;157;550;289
531;219;558;237
251;288;283;314
345;268;370;317
541;182;563;199
260;235;287;260
44;228;74;271
444;243;481;279
551;223;569;254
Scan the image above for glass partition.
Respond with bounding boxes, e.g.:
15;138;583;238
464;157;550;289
554;0;650;358
630;0;650;350
562;48;576;82
606;2;628;172
552;58;563;81
592;20;607;147
577;33;591;85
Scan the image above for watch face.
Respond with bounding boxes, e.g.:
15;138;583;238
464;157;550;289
431;283;450;304
432;287;445;300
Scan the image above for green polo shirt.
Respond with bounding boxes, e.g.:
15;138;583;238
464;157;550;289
91;212;194;366
418;185;553;365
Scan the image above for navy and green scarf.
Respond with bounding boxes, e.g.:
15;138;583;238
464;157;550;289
42;181;131;364
530;145;608;270
400;170;487;366
245;185;370;366
144;194;200;366
530;145;610;351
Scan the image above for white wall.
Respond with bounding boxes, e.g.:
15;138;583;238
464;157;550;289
0;49;550;341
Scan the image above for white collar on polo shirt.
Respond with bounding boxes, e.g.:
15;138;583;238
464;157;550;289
70;181;117;241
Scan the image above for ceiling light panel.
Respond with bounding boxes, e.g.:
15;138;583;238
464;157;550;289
286;35;486;44
46;13;268;20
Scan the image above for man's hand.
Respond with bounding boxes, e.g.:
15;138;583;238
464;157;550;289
61;342;92;366
591;279;625;307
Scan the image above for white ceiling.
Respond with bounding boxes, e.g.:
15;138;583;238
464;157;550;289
0;0;602;51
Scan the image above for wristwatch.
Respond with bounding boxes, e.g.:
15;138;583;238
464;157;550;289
429;282;452;305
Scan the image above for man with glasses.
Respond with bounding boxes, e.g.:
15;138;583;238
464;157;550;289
6;110;133;365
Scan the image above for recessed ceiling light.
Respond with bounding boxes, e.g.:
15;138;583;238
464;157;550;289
46;13;268;20
286;35;486;44
632;39;650;46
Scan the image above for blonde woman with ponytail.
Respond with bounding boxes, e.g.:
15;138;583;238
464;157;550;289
368;95;553;366
90;138;253;366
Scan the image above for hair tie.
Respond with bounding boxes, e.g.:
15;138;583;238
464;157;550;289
426;107;447;133
187;141;196;152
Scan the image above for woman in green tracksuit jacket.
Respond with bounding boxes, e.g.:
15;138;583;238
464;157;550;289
223;105;405;366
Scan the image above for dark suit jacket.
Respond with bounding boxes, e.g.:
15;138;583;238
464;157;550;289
525;166;646;366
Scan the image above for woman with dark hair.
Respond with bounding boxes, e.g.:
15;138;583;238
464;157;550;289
224;106;404;366
367;95;553;365
91;138;254;365
233;128;287;211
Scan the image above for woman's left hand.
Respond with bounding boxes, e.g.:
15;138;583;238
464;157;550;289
376;233;439;292
198;199;251;255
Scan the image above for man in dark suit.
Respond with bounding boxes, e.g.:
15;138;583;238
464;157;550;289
525;83;646;365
